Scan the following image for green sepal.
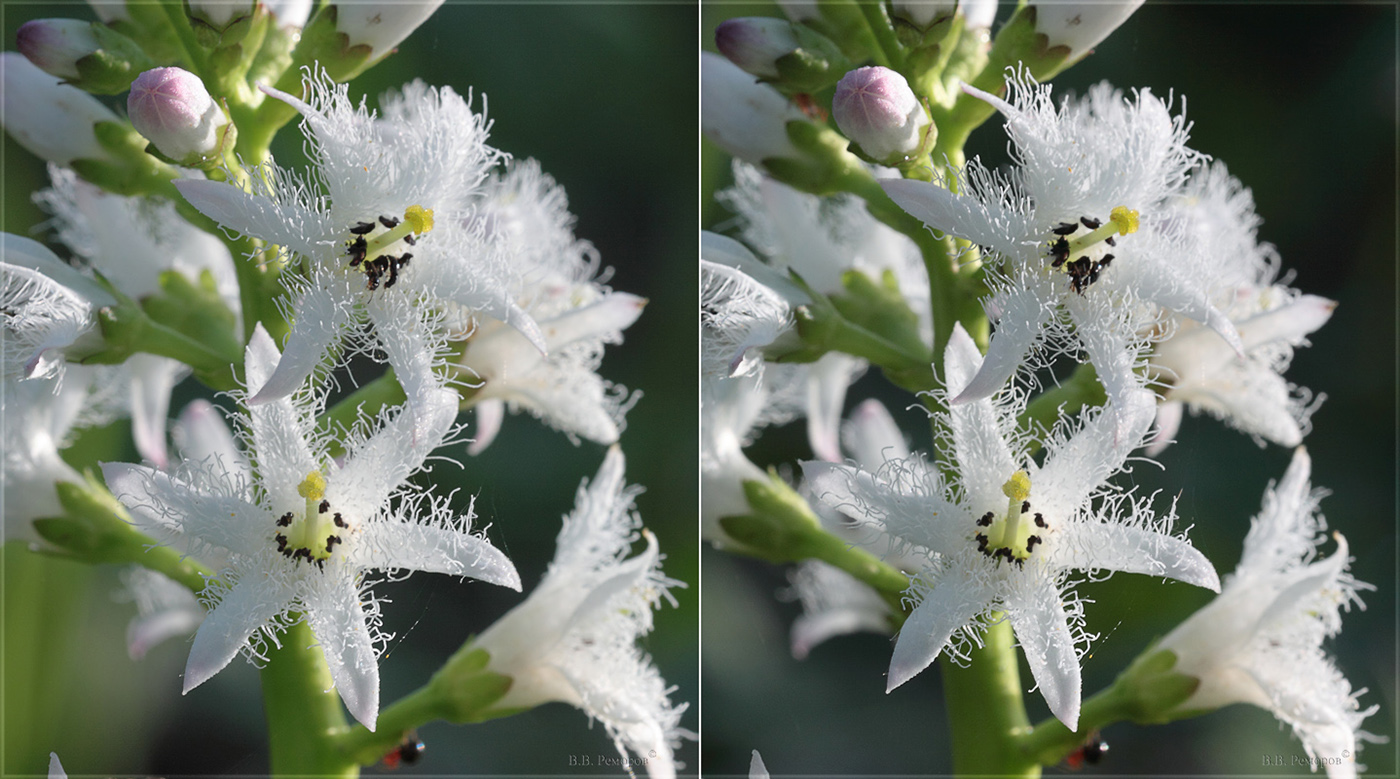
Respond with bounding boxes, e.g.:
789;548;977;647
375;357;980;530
982;5;1070;86
432;648;516;724
33;476;141;562
1116;647;1203;724
115;4;183;64
141;269;242;362
717;473;822;563
836;270;930;358
73;121;181;198
186;1;255;48
762;119;863;196
287;5;373;83
797;0;878;63
65;24;157;95
768;26;852;94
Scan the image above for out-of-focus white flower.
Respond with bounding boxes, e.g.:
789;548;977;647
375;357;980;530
473;447;690;779
1031;1;1144;62
48;753;65;779
102;325;520;730
457;161;642;453
1158;448;1376;778
702;52;805;169
122;567;206;660
1;236;108;382
264;0;313;28
750;750;770;779
175;69;541;435
1;365;125;544
1;52;119;166
333;0;444;57
27;166;239;466
890;0;958;28
16;19;100;80
128;68;226;164
188;0;254;29
803;323;1218;729
833;67;929;161
882;73;1241;432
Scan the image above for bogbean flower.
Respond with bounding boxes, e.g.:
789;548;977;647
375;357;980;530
1;365;125;543
102;325;520;730
25;166;240;466
701;52;806;170
0;234;109;382
456;160;643;453
472;447;690;779
803;323;1219;728
882;73;1244;429
0;52;119;166
1158;448;1376;778
174;69;544;432
1146;162;1332;453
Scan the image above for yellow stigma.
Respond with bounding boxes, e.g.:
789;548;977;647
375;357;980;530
1110;206;1140;236
404;205;434;235
297;471;327;501
1002;470;1031;502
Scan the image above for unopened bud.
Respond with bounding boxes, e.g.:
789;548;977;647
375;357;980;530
1;52;119;165
890;0;956;29
16;19;99;79
128;67;228;164
334;0;444;57
1032;1;1144;61
716;18;799;79
188;0;254;29
832;66;929;161
265;0;313;28
86;0;128;23
775;0;820;22
702;52;805;168
961;0;997;29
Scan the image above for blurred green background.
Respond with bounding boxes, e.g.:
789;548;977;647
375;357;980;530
703;3;1396;776
2;3;697;775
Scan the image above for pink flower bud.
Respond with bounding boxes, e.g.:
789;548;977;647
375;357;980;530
128;67;224;162
832;66;929;161
16;19;100;80
716;17;799;79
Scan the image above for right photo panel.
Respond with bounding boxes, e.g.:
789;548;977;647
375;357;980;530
701;3;1396;776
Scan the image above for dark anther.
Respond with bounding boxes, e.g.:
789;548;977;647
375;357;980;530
1051;221;1079;236
334;513;348;529
1080;216;1102;230
1048;237;1070;268
977;511;994;527
976;533;989;552
403;234;417;246
275;533;288;551
277;512;293;527
1020;500;1031;514
1026;535;1042;552
315;559;325;570
318;499;330;514
379;215;400;229
1105;236;1117;247
349;221;376;235
1097;253;1114;268
326;535;341;553
1034;513;1047;528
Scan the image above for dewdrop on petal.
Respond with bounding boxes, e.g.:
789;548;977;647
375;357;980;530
832;66;929;161
128;67;228;164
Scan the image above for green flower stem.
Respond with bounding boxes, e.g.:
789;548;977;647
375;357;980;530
335;648;514;766
940;618;1038;777
262;621;357;778
316;370;407;456
857;2;903;70
794;524;910;625
1014;680;1136;767
1016;362;1106;452
156;0;209;77
94;303;240;390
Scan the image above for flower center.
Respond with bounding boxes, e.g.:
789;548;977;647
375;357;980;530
972;469;1049;568
1044;205;1140;294
343;204;435;291
272;470;349;569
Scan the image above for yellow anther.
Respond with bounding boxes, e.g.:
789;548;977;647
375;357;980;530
1002;470;1031;502
1110;206;1140;236
404;205;434;235
297;471;327;501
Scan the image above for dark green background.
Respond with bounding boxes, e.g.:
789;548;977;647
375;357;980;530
2;2;697;775
702;3;1397;776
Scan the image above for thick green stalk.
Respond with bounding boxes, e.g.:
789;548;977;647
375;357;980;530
1015;682;1135;766
156;0;209;77
857;2;903;70
261;621;357;777
940;618;1037;777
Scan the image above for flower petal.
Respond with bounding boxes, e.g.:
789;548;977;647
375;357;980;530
173;178;331;257
1035;389;1155;518
1052;520;1220;592
354;519;521;590
944;322;1018;508
243;324;319;510
887;575;989;692
127;353;187;469
303;571;380;730
466;398;505;456
953;273;1055;404
183;572;292;693
248;276;356;405
1007;584;1082;729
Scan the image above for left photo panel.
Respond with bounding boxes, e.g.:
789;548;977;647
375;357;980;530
1;4;697;775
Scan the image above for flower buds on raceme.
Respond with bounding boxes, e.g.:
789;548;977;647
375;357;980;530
1031;1;1144;62
889;0;957;29
832;66;930;161
16;19;153;95
0;52;120;165
128;67;232;166
186;0;256;46
716;17;852;93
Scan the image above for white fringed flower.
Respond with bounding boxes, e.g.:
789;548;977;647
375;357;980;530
101;324;520;730
881;73;1243;428
472;447;690;779
803;323;1219;729
1147;163;1331;453
457;160;642;453
1158;448;1376;778
174;69;543;423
